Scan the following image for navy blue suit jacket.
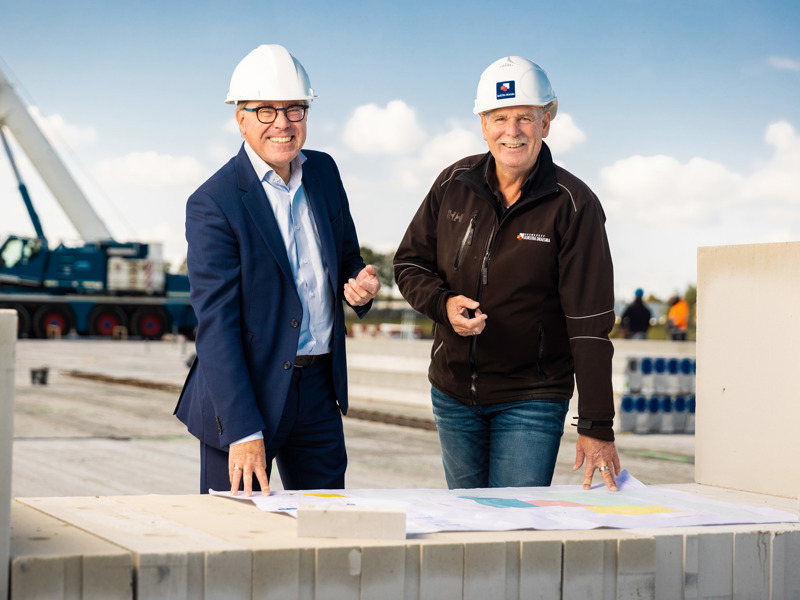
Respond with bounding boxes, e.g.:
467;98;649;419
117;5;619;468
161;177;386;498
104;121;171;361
175;145;369;450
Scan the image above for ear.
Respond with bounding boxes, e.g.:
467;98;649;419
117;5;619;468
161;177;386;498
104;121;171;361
541;111;551;138
480;113;489;142
236;110;246;136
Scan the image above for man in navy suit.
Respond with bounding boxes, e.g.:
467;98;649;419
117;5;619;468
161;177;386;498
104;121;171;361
175;45;380;496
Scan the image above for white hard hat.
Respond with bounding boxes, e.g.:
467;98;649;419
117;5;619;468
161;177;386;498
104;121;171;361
473;56;557;118
225;44;318;104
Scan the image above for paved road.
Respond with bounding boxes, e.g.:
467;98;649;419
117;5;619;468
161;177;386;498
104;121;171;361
10;338;695;497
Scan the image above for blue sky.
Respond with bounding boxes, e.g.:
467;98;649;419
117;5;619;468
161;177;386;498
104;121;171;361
1;0;799;301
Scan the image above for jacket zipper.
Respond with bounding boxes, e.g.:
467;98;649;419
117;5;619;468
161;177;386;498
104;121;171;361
453;214;477;269
468;219;498;405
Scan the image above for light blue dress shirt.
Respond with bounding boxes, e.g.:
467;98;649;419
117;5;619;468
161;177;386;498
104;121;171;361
234;143;336;445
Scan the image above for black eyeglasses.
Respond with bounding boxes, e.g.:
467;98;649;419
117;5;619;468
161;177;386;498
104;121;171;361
243;105;308;124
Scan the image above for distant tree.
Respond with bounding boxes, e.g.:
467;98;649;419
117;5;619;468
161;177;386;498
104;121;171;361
684;285;697;305
360;246;395;290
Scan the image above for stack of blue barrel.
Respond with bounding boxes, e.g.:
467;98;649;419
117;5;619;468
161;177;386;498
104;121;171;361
619;356;696;434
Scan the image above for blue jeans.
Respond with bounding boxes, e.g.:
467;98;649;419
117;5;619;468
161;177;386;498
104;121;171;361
431;386;569;489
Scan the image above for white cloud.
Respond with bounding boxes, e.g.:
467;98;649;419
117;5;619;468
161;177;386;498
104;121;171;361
27;106;97;147
94;152;206;188
342;100;426;154
600;154;744;225
395;126;485;189
741;121;800;204
767;56;800;71
546;113;586;154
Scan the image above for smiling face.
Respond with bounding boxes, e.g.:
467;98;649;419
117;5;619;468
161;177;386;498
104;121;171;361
236;100;308;182
480;105;550;180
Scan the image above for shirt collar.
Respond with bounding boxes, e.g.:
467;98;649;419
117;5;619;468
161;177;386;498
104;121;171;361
243;141;306;185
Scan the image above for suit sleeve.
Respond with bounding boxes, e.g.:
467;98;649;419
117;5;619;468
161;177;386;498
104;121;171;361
186;189;265;446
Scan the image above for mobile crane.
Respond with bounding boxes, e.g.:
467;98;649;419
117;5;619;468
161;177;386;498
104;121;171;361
0;64;196;339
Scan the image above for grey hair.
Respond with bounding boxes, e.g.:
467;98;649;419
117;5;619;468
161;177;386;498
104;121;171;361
480;105;547;119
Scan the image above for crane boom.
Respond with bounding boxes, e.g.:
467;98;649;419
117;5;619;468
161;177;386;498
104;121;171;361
0;65;112;242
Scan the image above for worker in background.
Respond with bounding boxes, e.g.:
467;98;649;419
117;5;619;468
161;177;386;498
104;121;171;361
620;288;651;339
394;56;620;491
175;45;380;496
667;295;690;341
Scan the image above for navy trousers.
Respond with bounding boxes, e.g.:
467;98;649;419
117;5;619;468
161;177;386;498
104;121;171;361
199;357;347;493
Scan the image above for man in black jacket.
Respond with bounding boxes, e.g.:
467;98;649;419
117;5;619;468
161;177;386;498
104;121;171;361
394;56;620;491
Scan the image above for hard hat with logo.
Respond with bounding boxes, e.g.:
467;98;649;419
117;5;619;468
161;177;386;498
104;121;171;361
473;56;557;118
225;44;318;104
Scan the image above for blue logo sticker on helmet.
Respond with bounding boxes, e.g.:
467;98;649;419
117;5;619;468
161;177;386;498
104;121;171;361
496;81;516;100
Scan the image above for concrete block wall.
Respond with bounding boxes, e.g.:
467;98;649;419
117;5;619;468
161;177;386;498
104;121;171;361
8;494;800;599
696;242;800;498
1;310;16;600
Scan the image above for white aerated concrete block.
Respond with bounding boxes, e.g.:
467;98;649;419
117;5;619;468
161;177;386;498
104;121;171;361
205;549;251;600
519;540;561;599
772;530;800;599
315;546;362;600
361;545;405;600
617;537;656;599
654;534;683;600
10;502;133;600
733;531;770;599
697;532;733;599
504;541;520;600
562;539;616;600
404;544;421;600
463;542;506;600
252;548;300;599
297;504;406;539
419;543;463;600
1;310;16;600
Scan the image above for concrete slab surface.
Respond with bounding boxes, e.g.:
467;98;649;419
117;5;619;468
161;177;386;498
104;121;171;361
12;337;695;498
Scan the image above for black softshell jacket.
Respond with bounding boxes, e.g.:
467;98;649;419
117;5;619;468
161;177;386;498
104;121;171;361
394;144;616;441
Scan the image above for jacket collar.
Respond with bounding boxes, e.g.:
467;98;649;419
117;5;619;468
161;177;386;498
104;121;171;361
456;141;560;208
234;144;295;283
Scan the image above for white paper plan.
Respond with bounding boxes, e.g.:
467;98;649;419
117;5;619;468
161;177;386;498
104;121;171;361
211;471;798;535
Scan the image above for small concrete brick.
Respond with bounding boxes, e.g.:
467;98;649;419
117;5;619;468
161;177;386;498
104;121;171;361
10;501;133;600
361;545;406;600
602;539;618;600
772;529;800;599
315;546;361;600
563;539;605;600
419;543;463;600
684;534;699;600
136;552;191;599
205;549;252;600
617;537;656;600
252;548;300;599
519;539;561;600
697;532;733;599
463;541;506;600
654;534;683;600
404;544;421;600
503;541;520;600
733;531;770;599
297;504;406;540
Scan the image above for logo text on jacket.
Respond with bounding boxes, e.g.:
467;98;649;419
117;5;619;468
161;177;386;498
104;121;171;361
516;233;551;243
447;210;464;223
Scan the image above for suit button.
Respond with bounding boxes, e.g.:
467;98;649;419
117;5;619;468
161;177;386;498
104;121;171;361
283;361;292;370
290;319;299;328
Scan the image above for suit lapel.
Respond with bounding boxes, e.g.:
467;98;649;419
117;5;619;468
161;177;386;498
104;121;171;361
303;163;339;292
235;147;295;284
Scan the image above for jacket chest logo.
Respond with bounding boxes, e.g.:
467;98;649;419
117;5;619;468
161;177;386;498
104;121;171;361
447;210;464;223
516;233;551;243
